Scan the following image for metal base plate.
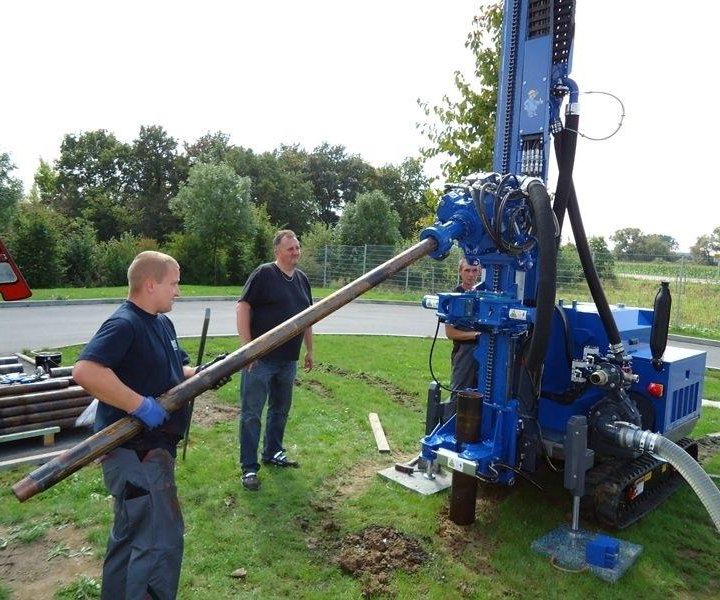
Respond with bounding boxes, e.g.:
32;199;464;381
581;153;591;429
532;524;643;582
377;464;452;495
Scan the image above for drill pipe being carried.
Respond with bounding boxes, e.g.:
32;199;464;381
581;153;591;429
13;238;437;502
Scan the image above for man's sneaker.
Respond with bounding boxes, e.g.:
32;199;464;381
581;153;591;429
241;472;260;491
262;451;299;468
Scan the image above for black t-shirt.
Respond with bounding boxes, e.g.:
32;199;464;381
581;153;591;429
451;283;477;360
239;263;312;361
78;300;190;454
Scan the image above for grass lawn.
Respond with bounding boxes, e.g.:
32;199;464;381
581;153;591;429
1;336;718;599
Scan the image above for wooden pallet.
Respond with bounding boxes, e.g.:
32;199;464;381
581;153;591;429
0;425;61;447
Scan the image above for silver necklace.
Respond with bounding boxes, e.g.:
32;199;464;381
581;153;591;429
275;264;294;282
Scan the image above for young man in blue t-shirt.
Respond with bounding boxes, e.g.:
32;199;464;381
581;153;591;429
74;251;197;600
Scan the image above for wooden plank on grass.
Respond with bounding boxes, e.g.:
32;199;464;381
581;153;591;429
368;412;390;453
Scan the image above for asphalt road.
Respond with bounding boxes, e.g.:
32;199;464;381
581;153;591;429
0;298;718;368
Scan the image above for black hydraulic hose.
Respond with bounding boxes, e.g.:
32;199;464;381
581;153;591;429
566;182;624;359
523;181;558;373
552;113;580;238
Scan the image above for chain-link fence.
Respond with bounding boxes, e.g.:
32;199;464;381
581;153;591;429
303;245;720;336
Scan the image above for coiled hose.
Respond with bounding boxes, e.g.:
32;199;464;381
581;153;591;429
608;423;720;532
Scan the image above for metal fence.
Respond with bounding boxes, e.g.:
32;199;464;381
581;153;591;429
303;245;720;336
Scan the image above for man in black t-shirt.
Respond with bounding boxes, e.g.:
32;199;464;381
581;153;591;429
236;230;313;491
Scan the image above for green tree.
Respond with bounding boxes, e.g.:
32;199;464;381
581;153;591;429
296;143;374;226
690;226;720;265
690;234;714;265
126;125;186;242
33;159;59;208
611;228;677;261
7;204;64;288
556;242;583;286
337;190;401;246
97;233;155;286
0;153;23;235
418;2;503;181
170;162;255;283
589;236;615;280
610;227;644;259
59;219;100;286
368;158;432;239
184;131;234;166
297;221;339;285
226;205;276;285
52;130;131;219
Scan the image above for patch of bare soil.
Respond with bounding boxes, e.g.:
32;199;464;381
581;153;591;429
337;525;429;598
295;377;333;398
316;364;418;406
696;434;720;465
0;523;102;599
190;391;236;428
435;485;511;578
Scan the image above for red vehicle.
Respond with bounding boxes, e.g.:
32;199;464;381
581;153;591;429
0;238;31;300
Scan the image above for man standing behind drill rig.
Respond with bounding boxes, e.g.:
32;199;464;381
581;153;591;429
445;258;483;398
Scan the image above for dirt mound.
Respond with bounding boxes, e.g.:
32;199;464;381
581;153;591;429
337;525;428;597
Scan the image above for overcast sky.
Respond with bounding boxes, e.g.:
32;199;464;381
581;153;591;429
2;1;716;252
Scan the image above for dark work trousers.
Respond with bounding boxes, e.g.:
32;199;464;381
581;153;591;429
450;342;478;400
240;357;297;474
100;447;184;600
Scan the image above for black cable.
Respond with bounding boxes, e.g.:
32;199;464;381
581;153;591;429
428;318;454;393
493;462;544;490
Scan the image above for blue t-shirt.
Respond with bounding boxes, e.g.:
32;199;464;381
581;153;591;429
239;263;312;361
78;300;190;453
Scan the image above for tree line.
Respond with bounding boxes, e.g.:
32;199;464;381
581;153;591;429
0;130;435;287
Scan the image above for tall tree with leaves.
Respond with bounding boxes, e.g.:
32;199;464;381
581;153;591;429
418;2;503;181
7;204;64;288
368;157;431;239
52;130;131;219
303;143;374;226
126;125;186;242
337;190;401;247
691;226;720;264
170;162;255;283
0;152;23;235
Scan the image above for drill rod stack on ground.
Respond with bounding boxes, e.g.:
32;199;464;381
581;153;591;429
12;237;437;502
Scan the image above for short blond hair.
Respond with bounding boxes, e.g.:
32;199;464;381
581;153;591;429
459;257;481;271
127;251;179;294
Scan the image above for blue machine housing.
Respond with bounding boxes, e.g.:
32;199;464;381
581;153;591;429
539;302;705;446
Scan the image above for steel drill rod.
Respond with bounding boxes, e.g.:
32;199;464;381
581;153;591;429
0;356;21;365
0;379;72;398
12;237;437;502
0;395;93;418
0;364;24;375
0;402;90;428
0;417;79;437
49;367;74;378
0;386;88;408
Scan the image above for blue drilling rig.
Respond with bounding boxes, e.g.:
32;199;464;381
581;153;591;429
416;0;718;532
